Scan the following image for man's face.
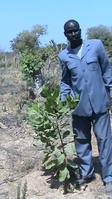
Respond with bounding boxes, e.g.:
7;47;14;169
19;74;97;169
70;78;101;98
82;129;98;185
64;22;81;43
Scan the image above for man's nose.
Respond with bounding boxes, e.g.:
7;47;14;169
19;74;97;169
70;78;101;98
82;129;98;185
72;31;75;36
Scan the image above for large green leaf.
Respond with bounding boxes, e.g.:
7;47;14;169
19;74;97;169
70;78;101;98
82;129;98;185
45;160;56;170
52;147;61;157
64;145;75;156
59;166;70;182
56;154;65;166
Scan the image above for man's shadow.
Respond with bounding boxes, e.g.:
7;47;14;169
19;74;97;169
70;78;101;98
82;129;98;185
93;155;101;175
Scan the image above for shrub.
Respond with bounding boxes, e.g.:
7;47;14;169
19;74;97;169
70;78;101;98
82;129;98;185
20;49;44;84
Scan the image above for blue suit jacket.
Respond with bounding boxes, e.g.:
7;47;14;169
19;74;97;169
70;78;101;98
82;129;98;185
58;39;112;116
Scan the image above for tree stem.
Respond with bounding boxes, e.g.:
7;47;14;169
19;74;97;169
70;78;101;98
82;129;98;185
56;117;67;163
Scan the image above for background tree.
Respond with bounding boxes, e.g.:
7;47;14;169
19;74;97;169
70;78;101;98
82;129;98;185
10;24;47;54
87;25;112;63
10;23;66;93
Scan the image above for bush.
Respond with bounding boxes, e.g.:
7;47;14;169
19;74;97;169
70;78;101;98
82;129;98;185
20;49;44;84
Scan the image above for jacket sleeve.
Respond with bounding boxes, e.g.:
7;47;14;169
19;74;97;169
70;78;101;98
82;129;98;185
98;40;112;97
58;57;74;101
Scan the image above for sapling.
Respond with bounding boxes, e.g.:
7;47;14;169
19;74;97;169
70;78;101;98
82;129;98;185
27;85;79;193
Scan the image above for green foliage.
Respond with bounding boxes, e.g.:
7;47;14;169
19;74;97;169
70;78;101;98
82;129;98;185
16;181;27;199
87;25;112;62
17;183;21;199
39;41;60;64
19;41;61;86
27;85;79;192
10;24;47;53
20;49;45;84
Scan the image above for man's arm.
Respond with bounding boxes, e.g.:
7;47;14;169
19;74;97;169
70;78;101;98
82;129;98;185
98;40;112;97
59;58;74;101
98;40;112;110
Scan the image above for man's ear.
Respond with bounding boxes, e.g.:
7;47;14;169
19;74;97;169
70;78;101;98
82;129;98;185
64;31;67;37
79;28;81;34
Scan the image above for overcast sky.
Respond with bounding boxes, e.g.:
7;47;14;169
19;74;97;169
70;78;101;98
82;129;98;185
1;0;112;51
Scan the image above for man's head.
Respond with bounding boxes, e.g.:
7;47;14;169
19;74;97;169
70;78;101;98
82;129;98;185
64;19;82;48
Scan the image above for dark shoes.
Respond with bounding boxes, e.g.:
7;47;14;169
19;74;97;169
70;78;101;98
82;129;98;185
76;174;96;187
105;182;112;195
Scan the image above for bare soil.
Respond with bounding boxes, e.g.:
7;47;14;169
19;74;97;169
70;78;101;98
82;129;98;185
0;65;111;199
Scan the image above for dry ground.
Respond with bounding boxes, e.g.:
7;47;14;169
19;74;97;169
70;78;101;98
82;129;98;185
0;65;112;199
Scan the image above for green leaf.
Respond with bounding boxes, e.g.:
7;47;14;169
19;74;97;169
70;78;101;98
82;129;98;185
52;147;61;157
41;84;51;97
64;145;75;156
45;160;56;170
45;96;57;113
40;135;48;143
56;154;65;165
59;166;70;182
44;120;51;129
35;124;44;131
43;153;51;164
29;102;39;111
65;183;75;193
45;130;57;139
63;130;71;139
52;85;60;100
67;159;78;169
64;94;80;110
57;100;66;110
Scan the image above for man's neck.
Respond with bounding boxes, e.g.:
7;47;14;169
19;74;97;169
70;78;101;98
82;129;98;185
70;39;83;49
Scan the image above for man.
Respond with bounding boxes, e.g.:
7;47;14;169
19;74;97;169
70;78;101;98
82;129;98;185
58;19;112;194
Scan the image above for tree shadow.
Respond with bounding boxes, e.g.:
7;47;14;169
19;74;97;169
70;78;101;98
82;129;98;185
40;156;101;191
41;157;81;191
41;166;62;189
41;163;80;190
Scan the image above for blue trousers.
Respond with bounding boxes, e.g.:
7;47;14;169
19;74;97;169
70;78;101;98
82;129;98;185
72;111;112;183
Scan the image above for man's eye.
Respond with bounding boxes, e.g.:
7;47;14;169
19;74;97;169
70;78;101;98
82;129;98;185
66;31;72;34
67;30;78;34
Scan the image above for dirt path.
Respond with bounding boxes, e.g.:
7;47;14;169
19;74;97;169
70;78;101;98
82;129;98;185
0;65;111;199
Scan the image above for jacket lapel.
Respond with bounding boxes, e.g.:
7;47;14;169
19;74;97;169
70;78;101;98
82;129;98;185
67;47;81;60
81;40;90;59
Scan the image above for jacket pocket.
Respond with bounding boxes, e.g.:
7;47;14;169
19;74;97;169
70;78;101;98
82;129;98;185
86;57;98;70
67;58;80;70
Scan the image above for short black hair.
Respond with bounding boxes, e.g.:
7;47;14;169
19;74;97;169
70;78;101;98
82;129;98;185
64;19;80;31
